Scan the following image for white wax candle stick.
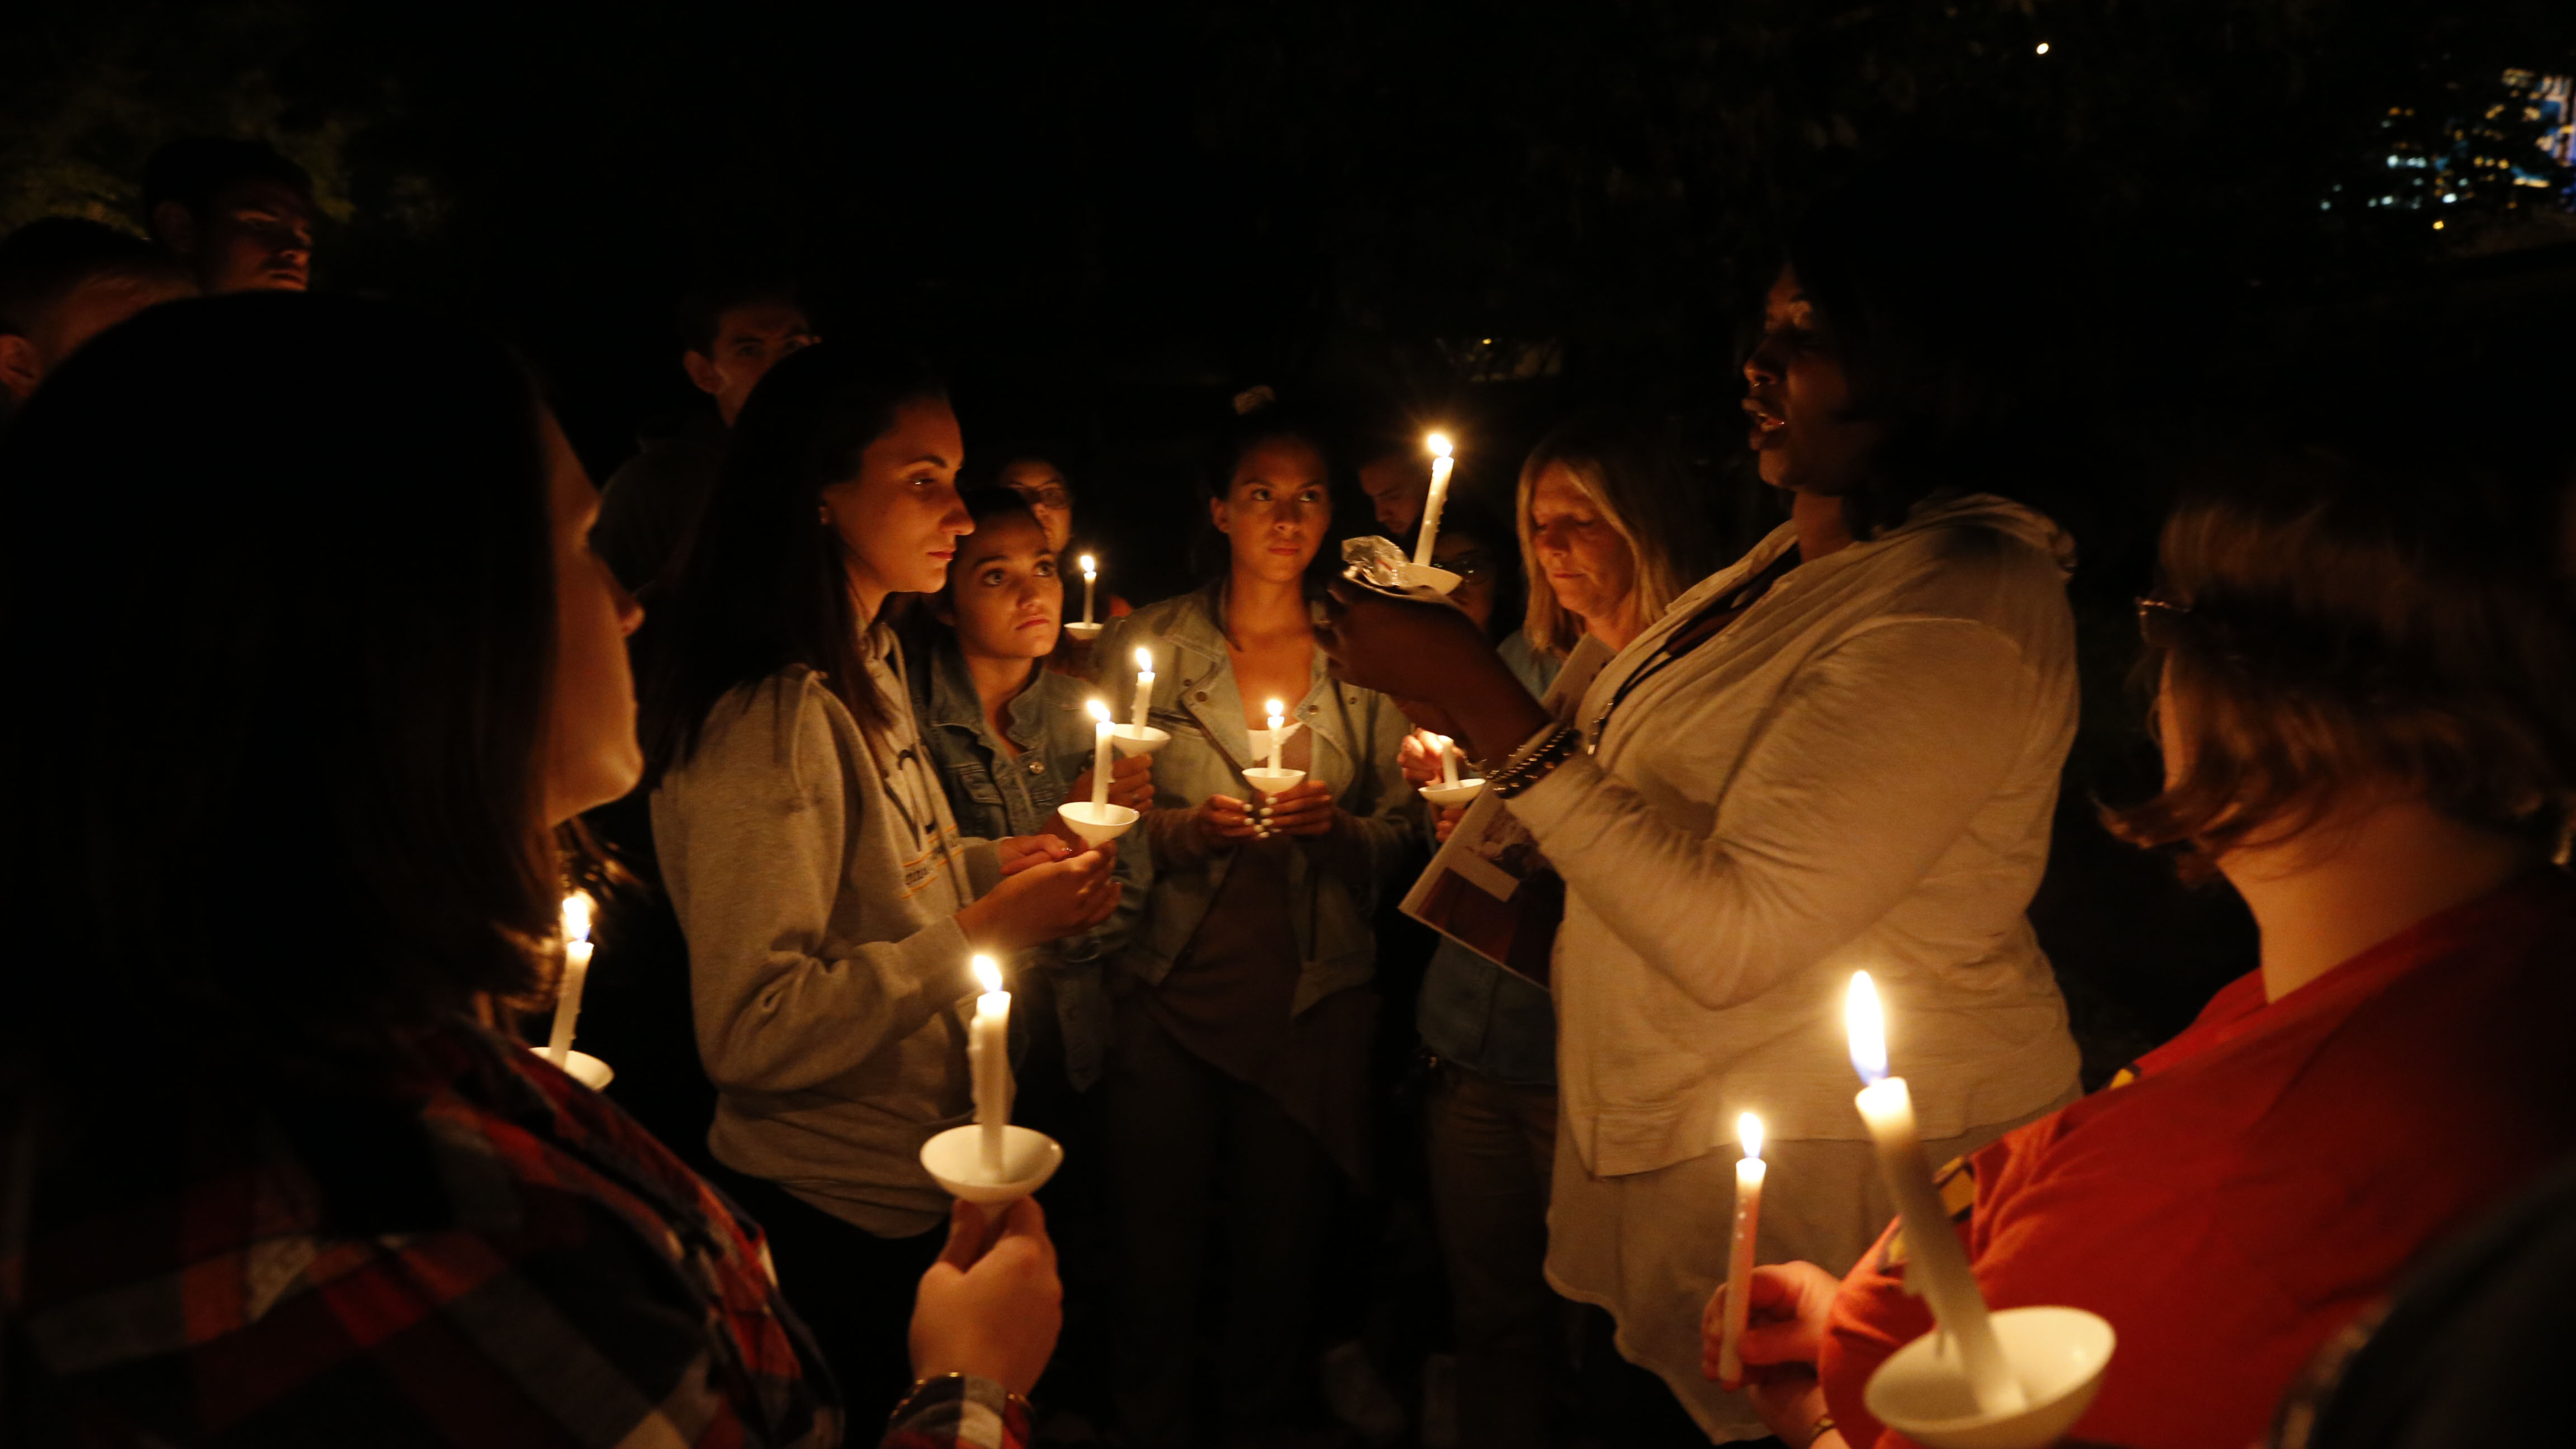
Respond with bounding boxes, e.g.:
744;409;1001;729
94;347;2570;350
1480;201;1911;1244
1717;1112;1767;1388
1438;735;1460;788
1079;554;1097;626
1414;433;1455;567
1131;646;1155;730
544;892;594;1067
1848;973;2025;1414
970;955;1010;1176
1266;700;1286;773
1088;700;1113;807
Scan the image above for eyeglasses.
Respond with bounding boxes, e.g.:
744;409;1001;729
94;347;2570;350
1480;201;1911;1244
2135;595;2191;650
1437;548;1499;581
1011;484;1074;510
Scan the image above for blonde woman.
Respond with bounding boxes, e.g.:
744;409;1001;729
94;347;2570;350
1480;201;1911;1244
1403;415;1715;1449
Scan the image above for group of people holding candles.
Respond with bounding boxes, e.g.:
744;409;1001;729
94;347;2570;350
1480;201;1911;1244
4;159;2574;1449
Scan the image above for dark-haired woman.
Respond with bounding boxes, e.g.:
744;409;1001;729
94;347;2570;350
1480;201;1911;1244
642;345;1120;1409
1714;451;2576;1449
1319;182;2084;1437
911;486;1153;1099
0;295;1057;1446
1093;409;1418;1449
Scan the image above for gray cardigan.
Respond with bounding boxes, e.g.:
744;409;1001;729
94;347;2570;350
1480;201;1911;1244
652;645;1002;1238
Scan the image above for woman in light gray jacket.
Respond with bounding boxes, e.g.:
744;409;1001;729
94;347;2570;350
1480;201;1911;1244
1320;176;2087;1441
640;344;1119;1409
1092;402;1418;1449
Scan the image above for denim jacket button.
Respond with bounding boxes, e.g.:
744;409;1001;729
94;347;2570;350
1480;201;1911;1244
1029;759;1046;773
1193;690;1209;702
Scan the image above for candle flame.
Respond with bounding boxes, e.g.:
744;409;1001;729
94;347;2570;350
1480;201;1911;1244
1087;698;1111;722
1079;553;1096;576
972;954;1002;993
1846;972;1887;1085
1426;430;1453;458
1266;698;1285;719
560;891;593;946
1134;645;1153;670
1739;1112;1764;1161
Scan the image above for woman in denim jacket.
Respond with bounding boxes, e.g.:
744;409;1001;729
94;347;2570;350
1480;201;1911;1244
1091;403;1419;1449
909;486;1153;1098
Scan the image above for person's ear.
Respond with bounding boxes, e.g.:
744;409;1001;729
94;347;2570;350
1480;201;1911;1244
1210;495;1232;534
681;349;723;396
0;334;44;405
150;201;198;256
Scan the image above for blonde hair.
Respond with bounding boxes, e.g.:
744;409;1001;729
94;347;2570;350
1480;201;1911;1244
1516;416;1714;655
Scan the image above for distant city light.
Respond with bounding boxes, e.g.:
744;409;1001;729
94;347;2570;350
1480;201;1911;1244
2433;219;2446;229
2034;42;2050;55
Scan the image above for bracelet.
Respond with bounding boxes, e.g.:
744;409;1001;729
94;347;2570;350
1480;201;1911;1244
1485;722;1582;799
886;1372;1035;1433
1807;1415;1838;1447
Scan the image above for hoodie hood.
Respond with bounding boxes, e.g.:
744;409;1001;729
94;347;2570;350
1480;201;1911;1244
1893;491;2077;576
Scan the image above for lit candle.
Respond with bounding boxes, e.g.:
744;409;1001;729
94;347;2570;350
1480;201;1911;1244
1435;732;1460;788
1266;698;1287;773
969;955;1011;1176
544;892;595;1067
1079;553;1097;626
1847;973;2026;1414
1413;431;1456;567
1716;1112;1767;1388
1131;645;1155;730
1088;699;1113;807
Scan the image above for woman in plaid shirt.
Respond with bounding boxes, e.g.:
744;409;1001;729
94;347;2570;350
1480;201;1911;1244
0;294;1056;1447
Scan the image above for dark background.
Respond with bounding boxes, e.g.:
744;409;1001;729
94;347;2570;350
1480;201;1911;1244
8;0;2575;1061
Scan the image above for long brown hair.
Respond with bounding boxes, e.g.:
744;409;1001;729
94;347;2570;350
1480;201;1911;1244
2105;448;2576;878
0;295;562;1094
640;343;948;778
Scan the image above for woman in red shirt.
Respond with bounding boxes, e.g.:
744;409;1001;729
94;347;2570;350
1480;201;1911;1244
1704;448;2576;1449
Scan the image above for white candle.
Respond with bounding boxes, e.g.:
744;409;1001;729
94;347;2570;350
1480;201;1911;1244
544;892;595;1067
1717;1112;1767;1388
969;955;1011;1175
1847;973;2026;1414
1266;698;1287;773
1131;646;1155;730
1088;699;1113;807
1436;733;1460;788
1079;553;1097;626
1413;432;1456;567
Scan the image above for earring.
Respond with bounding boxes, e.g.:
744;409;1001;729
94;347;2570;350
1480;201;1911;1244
818;505;832;525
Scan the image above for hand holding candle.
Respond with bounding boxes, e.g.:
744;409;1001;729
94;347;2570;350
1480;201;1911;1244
544;891;595;1067
1848;972;2026;1415
970;955;1012;1176
1413;432;1455;567
1716;1112;1767;1390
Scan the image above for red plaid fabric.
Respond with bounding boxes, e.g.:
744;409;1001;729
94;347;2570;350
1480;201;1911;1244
2;1020;869;1447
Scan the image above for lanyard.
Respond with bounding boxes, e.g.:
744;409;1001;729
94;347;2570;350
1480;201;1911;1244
1589;548;1800;746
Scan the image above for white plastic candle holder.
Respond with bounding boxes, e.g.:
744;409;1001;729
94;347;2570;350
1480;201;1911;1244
920;1124;1064;1206
1108;723;1171;756
556;1049;614;1091
1242;766;1306;796
1418;779;1486;808
1392;561;1462;595
1056;800;1139;847
1864;1306;2115;1449
1062;622;1105;642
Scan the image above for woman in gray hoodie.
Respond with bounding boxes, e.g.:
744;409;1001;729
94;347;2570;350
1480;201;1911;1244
640;344;1121;1409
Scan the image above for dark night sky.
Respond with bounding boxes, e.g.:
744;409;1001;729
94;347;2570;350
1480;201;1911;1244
5;0;2576;1038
